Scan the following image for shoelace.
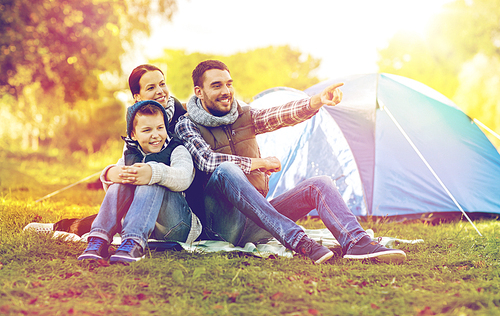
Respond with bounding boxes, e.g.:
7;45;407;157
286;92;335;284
117;239;135;252
298;239;313;254
87;238;106;251
366;237;386;253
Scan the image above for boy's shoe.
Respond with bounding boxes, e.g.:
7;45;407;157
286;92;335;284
78;237;109;261
295;236;334;264
23;223;54;233
110;239;145;263
344;236;406;263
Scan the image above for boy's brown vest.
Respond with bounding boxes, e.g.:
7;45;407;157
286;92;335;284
192;103;269;197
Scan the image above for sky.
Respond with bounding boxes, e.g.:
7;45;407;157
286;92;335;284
127;0;453;80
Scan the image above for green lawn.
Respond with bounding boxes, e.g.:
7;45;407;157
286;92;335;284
1;151;499;316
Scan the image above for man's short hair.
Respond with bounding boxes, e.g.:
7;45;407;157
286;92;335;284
192;60;230;88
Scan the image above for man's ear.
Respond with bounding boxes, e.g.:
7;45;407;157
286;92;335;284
194;86;203;99
130;131;137;141
133;94;141;103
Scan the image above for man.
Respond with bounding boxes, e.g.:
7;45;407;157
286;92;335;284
175;60;406;264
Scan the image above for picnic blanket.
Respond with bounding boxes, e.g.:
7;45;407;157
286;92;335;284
32;225;423;259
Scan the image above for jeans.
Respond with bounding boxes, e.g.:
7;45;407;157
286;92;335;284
89;183;192;249
204;162;368;252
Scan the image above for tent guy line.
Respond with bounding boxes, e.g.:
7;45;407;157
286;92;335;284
379;100;482;236
35;171;102;203
474;118;500;142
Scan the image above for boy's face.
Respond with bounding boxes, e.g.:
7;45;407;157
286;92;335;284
131;112;168;154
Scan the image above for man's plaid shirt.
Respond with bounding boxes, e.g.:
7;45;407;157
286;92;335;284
175;97;319;174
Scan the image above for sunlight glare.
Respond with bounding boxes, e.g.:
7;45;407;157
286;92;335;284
382;0;453;37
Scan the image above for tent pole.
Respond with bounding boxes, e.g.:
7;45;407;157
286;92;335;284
379;101;482;237
35;171;102;203
473;118;500;141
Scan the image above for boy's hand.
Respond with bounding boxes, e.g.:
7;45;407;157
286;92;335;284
115;163;152;185
123;163;152;185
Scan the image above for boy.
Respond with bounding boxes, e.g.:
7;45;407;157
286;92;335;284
78;100;196;263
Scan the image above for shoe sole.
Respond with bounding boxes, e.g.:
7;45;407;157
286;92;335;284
109;254;145;263
23;223;54;233
344;249;406;264
77;254;104;261
314;251;334;264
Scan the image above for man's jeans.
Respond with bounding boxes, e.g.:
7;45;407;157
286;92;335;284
204;162;367;252
89;183;192;249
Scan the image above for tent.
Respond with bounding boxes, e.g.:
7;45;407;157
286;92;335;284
251;73;500;225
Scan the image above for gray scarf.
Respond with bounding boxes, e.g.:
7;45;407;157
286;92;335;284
186;96;238;127
165;96;175;123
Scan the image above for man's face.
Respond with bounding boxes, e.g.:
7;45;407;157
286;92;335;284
131;112;168;154
195;69;234;117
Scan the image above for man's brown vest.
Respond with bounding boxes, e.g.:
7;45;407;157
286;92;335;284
193;103;269;197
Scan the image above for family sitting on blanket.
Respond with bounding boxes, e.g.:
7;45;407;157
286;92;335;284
33;61;407;265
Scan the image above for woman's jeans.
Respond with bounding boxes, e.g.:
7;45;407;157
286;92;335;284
89;183;192;249
204;162;367;252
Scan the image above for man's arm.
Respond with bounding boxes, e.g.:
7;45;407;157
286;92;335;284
252;83;344;134
251;98;318;135
175;116;253;174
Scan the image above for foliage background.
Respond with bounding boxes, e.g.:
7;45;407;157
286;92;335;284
0;0;499;161
377;0;500;148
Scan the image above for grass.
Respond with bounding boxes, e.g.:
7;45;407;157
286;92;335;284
1;150;500;315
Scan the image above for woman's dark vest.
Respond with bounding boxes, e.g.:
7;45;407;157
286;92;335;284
192;103;269;197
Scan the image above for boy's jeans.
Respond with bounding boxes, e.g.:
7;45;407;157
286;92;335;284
204;162;367;252
89;183;192;249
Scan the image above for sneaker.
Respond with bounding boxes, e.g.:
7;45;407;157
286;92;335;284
78;237;109;261
344;236;406;263
110;239;145;263
23;223;54;233
295;236;334;264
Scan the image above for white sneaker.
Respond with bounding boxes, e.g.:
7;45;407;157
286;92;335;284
23;222;54;233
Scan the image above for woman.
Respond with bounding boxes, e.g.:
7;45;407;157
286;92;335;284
128;64;187;135
32;65;201;248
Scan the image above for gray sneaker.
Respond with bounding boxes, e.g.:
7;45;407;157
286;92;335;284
296;236;334;264
78;237;109;261
344;236;406;263
110;239;145;263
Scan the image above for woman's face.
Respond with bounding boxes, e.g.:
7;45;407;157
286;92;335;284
134;70;170;108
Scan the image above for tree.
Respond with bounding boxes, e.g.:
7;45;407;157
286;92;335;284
0;0;177;153
151;45;321;103
225;46;321;102
454;53;500;148
377;0;500;148
377;31;460;100
0;0;177;102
